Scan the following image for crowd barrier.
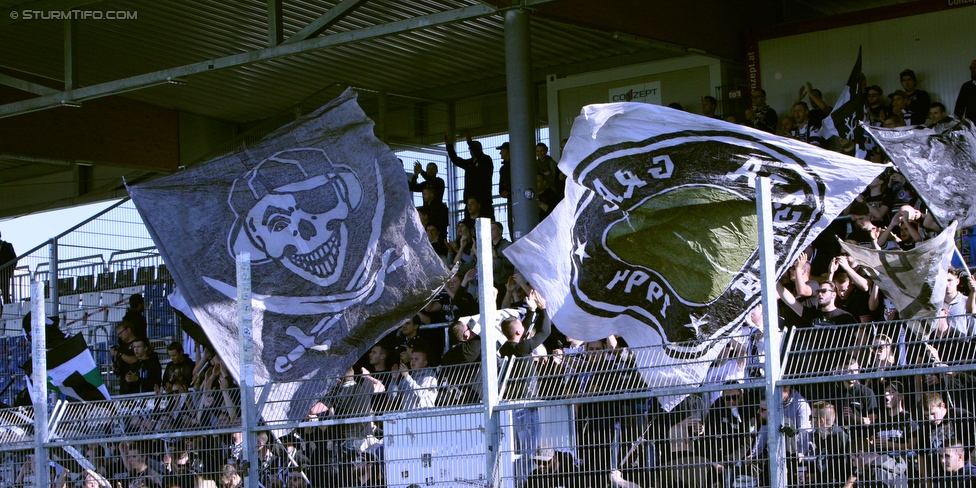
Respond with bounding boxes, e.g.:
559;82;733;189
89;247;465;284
0;316;973;488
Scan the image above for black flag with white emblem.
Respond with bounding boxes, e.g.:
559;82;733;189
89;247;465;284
128;89;450;414
821;47;866;158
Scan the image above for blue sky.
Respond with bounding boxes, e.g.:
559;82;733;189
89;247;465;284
0;199;122;256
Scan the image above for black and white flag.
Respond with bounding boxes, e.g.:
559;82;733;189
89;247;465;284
821;47;866;158
23;332;110;403
128;89;450;411
865;118;976;228
839;222;956;319
505;102;884;407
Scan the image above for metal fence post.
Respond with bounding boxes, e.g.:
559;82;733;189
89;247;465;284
757;176;786;488
237;252;259;487
476;218;500;487
31;277;51;488
49;238;59;315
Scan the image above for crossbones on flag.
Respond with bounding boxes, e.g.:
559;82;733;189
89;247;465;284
505;102;884;406
128;89;450;412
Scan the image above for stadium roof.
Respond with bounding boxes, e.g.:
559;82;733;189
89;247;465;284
0;0;922;217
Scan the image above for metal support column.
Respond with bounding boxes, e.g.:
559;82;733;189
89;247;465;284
504;7;538;239
757;177;785;488
446;101;459;237
267;0;283;46
49;238;59;315
237;252;260;487
64;19;76;91
476;218;500;486
31;278;51;488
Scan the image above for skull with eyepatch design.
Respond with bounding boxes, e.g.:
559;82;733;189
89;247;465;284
232;149;363;287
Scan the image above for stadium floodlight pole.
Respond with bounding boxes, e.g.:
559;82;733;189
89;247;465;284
504;6;539;239
757;176;786;488
476;217;500;485
237;252;260;488
31;277;51;488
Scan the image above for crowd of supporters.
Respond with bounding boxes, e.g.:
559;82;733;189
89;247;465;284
4;61;976;488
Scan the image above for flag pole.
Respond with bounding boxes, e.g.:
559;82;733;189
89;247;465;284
237;252;259;488
31;276;51;488
757;176;786;488
475;217;500;485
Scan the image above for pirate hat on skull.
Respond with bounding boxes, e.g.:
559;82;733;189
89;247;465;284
228;148;364;287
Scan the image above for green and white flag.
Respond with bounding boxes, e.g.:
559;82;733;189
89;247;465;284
506;102;884;407
47;334;110;402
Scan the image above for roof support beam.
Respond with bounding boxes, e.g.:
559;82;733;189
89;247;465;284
282;0;370;45
0;74;60;96
0;4;498;119
267;0;283;47
64;18;77;91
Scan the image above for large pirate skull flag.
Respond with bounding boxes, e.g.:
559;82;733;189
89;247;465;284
128;89;450;392
505;102;884;405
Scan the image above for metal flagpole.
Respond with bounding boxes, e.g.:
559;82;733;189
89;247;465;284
476;218;500;486
757;176;786;488
237;252;259;487
49;238;59;315
31;277;51;488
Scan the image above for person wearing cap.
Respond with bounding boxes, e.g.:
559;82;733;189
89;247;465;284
866;86;889;122
953;58;976;121
899;69;930;125
445;133;493;220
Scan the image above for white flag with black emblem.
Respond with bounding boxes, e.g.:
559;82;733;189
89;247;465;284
505;102;884;407
128;89;450;418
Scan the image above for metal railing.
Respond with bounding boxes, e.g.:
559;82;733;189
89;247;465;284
1;315;974;488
